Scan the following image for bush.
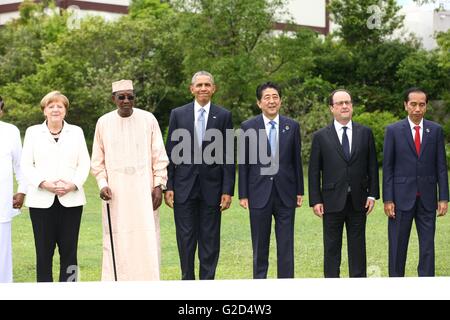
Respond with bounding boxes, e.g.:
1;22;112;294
296;102;332;165
353;111;400;165
446;144;450;169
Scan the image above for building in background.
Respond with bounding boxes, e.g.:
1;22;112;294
396;1;450;50
0;0;129;25
277;0;330;35
3;1;449;49
0;0;330;35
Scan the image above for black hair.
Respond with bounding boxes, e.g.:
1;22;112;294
328;89;352;106
404;87;428;104
256;82;282;101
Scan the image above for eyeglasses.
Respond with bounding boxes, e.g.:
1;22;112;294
117;95;135;101
333;100;352;107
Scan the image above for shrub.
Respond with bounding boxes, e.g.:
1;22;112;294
353;111;400;164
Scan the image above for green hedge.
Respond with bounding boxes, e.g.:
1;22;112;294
353;111;400;165
446;144;450;168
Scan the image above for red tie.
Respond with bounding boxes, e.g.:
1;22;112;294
414;126;421;156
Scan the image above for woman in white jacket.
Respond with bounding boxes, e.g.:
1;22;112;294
21;91;90;282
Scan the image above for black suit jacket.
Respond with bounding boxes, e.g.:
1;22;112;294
166;102;235;206
308;122;379;213
383;118;449;211
238;115;304;209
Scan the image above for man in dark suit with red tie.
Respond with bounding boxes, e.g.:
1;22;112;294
239;82;304;279
383;88;449;277
309;89;379;278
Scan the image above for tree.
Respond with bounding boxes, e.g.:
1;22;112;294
173;0;302;124
129;0;172;19
412;0;440;5
310;37;419;115
2;11;185;141
435;31;450;142
396;50;449;99
329;0;404;46
436;30;450;71
0;1;68;86
1;0;447;149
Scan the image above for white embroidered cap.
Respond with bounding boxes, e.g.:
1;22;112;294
112;80;133;93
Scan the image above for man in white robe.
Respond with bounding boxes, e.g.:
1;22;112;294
0;97;26;283
91;80;169;281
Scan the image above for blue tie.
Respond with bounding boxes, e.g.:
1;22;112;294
342;126;350;160
197;108;206;147
269;120;277;157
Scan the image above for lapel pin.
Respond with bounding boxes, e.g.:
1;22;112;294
426;128;430;133
213;116;217;119
285;125;290;132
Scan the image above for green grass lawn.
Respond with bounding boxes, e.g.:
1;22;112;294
12;172;450;282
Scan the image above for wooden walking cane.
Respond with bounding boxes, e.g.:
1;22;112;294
106;202;118;281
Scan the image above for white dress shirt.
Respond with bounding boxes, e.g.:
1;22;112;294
0;121;27;223
262;114;280;138
21;121;90;209
408;117;424;143
194;100;211;129
334;119;375;201
334;119;353;153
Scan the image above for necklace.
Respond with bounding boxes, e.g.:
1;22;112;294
48;128;62;136
47;121;64;135
50;129;62;136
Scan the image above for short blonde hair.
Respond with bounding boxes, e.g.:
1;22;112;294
40;91;69;111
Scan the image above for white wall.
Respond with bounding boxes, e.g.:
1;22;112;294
0;1;21;5
0;0;129;25
286;0;326;27
75;0;130;5
397;3;450;50
0;11;19;25
73;9;124;22
434;9;450;34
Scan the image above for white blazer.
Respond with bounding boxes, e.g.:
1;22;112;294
21;122;91;209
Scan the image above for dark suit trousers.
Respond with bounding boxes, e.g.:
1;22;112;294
174;178;221;280
389;197;436;277
249;187;295;279
323;194;367;278
29;197;83;282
